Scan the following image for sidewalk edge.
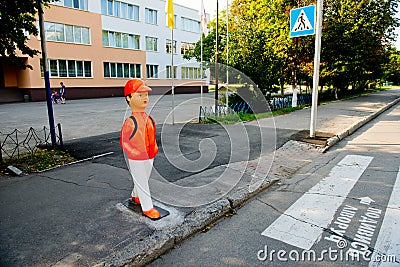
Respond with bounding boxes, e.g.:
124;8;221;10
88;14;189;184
103;178;279;267
322;97;400;153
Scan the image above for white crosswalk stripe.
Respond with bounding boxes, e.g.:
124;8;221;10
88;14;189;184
261;155;374;250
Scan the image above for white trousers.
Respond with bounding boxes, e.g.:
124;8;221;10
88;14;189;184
127;159;154;212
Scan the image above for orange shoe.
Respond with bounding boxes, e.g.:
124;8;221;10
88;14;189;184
143;208;160;219
130;196;140;204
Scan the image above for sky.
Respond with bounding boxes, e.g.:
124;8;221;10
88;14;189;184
174;0;231;18
174;0;400;50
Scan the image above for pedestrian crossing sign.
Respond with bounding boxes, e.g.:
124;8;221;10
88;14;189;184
290;5;316;38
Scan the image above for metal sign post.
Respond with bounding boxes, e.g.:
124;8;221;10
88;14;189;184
289;3;322;138
310;0;323;138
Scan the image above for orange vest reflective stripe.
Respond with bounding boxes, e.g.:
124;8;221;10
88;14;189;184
120;112;158;160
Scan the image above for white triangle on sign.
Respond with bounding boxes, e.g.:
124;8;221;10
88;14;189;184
292;9;313;32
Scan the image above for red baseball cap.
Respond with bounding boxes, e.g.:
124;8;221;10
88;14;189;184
124;79;152;96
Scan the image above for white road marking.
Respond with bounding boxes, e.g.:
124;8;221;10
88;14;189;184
261;155;373;250
369;166;400;267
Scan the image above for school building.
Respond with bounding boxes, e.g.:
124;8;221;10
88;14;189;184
0;0;208;103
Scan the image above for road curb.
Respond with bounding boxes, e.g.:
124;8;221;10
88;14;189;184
103;178;279;267
323;97;400;153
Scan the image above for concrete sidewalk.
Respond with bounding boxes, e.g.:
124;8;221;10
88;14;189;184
0;89;399;266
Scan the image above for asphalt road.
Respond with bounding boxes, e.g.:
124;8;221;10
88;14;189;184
0;93;216;141
149;103;400;266
63;123;300;183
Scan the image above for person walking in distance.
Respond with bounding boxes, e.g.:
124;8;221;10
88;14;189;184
59;82;66;104
120;78;160;219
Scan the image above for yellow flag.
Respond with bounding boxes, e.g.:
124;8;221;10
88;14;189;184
166;0;174;29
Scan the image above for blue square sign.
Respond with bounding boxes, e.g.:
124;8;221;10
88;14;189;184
290;5;316;38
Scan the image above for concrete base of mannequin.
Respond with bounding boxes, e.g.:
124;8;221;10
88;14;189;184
122;199;170;220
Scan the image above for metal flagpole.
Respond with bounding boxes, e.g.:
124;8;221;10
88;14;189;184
200;0;208;121
171;29;175;125
226;0;229;108
215;0;219;114
166;0;175;125
310;0;323;138
200;20;204;112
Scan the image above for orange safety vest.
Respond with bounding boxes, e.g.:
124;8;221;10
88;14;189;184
120;112;158;160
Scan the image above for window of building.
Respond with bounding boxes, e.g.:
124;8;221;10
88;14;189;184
104;62;141;78
108;32;115;46
50;60;58;77
166;66;177;79
102;30;140;49
132;5;140;21
44;22;91;45
76;61;84;76
145;8;158;25
115;32;122;47
146;64;159;78
114;1;121;17
131;64;141;78
58;0;88;11
181;67;201;79
81;27;90;44
101;0;139;21
84;61;91;77
65;25;74;42
74;27;82;43
107;0;113;15
101;0;107;14
68;60;76;77
117;63;123;77
55;24;64;41
123;63;129;77
121;2;127;18
181;17;200;33
58;60;68;77
166;39;177;54
145;36;158;52
128;35;140;49
122;33;129;48
181;42;196;55
45;59;92;78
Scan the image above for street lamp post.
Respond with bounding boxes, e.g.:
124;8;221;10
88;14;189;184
38;1;57;148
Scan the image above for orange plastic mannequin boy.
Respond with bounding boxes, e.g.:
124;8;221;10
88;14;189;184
120;79;160;219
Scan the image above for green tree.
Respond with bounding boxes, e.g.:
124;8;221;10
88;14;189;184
383;46;400;85
227;0;288;94
0;0;51;69
185;0;399;95
321;0;399;93
184;0;315;94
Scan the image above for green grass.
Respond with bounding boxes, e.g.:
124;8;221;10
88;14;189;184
202;106;304;124
203;86;396;125
1;148;76;176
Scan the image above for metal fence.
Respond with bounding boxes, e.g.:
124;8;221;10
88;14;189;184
199;94;312;120
0;123;63;162
269;94;312;110
199;105;236;120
